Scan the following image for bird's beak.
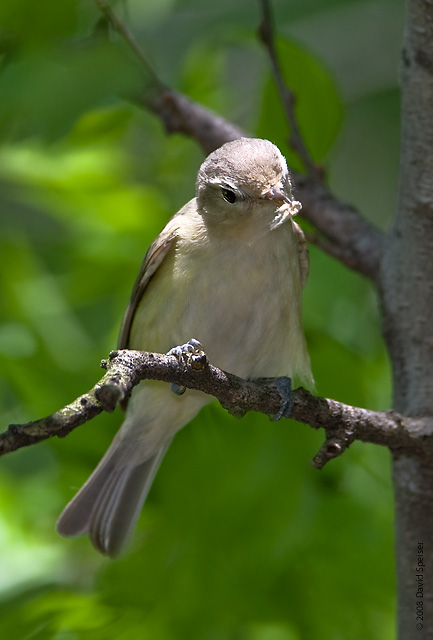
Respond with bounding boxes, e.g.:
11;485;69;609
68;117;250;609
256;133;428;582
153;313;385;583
266;187;292;205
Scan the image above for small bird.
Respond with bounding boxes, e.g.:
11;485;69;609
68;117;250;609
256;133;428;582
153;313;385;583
57;137;313;557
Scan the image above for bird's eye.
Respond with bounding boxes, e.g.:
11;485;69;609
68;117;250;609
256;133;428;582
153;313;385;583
221;187;237;204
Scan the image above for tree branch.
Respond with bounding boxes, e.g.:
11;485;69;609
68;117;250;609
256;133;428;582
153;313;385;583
294;174;385;280
143;88;245;156
2;349;432;467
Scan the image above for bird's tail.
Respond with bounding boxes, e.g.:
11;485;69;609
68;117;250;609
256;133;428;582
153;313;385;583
57;439;171;557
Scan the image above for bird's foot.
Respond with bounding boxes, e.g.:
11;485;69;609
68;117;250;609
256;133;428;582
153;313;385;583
271;377;293;420
167;339;207;395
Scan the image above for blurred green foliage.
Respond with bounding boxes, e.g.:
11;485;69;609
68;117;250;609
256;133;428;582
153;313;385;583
0;0;402;638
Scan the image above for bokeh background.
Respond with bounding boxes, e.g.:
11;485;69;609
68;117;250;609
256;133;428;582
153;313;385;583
0;0;403;638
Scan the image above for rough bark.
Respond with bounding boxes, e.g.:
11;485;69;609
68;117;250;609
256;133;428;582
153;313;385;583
379;1;433;637
3;349;433;466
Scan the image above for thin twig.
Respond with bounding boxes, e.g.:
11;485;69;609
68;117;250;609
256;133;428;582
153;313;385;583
95;0;161;86
258;0;322;181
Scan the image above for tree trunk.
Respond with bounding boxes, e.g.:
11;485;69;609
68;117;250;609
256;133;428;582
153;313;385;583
380;1;433;637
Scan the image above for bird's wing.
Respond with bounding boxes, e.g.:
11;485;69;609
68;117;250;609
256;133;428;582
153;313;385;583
117;216;180;350
292;219;309;288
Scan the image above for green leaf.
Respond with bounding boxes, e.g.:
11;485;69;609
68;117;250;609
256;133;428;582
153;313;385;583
0;43;142;142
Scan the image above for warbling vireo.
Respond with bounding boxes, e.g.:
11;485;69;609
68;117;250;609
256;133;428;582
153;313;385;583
57;137;313;557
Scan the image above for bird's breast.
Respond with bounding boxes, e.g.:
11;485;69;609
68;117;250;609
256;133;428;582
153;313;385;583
171;222;304;379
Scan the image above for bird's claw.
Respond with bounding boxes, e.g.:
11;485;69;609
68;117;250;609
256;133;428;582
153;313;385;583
167;339;207;395
171;382;187;395
167;338;203;360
